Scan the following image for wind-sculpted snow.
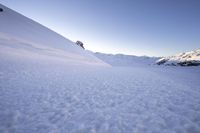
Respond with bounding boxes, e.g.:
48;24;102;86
0;50;200;133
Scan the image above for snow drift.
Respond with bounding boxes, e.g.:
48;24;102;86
0;4;109;67
156;49;200;66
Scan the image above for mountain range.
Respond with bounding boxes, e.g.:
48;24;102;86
156;49;200;66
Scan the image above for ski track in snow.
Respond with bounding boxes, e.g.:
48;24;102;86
0;55;200;133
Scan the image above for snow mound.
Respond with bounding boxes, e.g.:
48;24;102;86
0;4;109;67
156;49;200;66
93;52;159;67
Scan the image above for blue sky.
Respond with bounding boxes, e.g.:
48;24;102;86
0;0;200;56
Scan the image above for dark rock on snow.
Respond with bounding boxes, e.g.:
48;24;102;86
75;41;85;49
0;8;3;12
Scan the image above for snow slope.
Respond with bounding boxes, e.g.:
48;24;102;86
0;4;200;133
0;4;109;66
93;52;159;67
156;49;200;66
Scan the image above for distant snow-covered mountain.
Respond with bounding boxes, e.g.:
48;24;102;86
93;52;159;67
156;49;200;66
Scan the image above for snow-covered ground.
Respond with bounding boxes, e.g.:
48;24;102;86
1;3;200;133
1;55;200;133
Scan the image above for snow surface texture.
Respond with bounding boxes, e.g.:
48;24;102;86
1;4;200;133
93;52;159;67
156;49;200;66
1;55;200;133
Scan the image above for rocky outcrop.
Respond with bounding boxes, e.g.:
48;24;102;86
75;41;85;49
0;8;3;12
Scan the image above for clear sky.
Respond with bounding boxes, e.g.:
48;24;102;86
0;0;200;56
